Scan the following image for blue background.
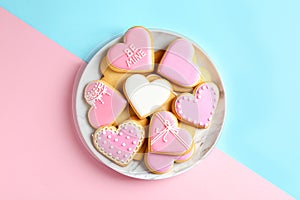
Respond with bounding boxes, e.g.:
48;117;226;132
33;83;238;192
1;0;299;198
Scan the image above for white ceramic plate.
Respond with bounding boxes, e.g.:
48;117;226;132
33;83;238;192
73;29;225;180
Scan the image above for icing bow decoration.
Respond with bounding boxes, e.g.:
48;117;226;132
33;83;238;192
151;112;190;150
85;82;111;107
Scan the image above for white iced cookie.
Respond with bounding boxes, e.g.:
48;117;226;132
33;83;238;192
123;74;173;119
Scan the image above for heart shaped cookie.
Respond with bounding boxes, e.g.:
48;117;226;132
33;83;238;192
124;74;173;118
144;145;195;174
106;26;154;73
173;82;219;128
92;121;145;166
157;38;201;87
84;80;127;128
149;111;194;155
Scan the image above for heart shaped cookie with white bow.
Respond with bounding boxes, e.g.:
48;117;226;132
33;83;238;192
92;121;145;167
173;82;219;128
106;26;154;73
123;74;173;119
148;111;194;155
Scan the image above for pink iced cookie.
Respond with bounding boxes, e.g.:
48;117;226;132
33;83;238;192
107;26;154;73
149;111;193;155
92;121;145;166
84;80;127;128
157;38;201;87
144;145;195;174
173;82;219;128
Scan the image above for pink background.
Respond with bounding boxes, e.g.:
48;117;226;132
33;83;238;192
0;8;293;199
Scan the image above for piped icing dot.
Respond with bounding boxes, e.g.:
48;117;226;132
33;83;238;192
119;132;123;136
107;135;111;139
128;148;132;151
200;122;204;126
126;136;130;139
110;145;114;149
116;157;119;160
122;143;126;147
124;126;128;129
188;118;192;122
117;150;121;154
129;130;134;133
132;141;136;145
102;131;106;135
177;104;181;108
108;153;112;156
114;138;118;142
103;140;107;144
124;154;128;158
178;110;183;114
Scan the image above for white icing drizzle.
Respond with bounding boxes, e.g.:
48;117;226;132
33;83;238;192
86;82;111;107
150;113;190;150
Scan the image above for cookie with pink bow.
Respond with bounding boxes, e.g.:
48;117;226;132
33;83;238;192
172;82;219;128
144;111;194;173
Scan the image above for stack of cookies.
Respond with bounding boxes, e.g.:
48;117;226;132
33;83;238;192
84;26;219;174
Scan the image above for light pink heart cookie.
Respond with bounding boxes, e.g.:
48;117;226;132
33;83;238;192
149;111;193;155
144;145;195;174
84;80;127;128
92;121;145;166
157;38;201;87
173;82;219;128
107;26;154;73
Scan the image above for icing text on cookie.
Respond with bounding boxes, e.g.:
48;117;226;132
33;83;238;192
124;44;147;68
107;26;154;72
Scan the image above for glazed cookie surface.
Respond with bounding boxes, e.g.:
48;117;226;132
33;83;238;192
173;82;219;128
106;26;154;73
92;120;145;166
148;111;194;155
84;80;127;128
157;38;201;87
123;74;173;119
